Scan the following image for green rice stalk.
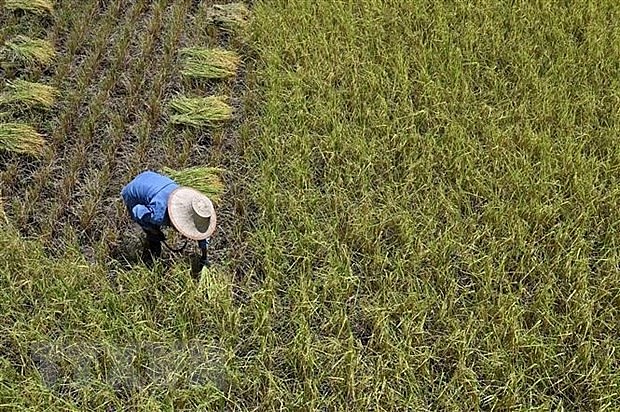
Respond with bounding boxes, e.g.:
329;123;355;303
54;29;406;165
0;123;45;156
162;166;224;203
0;196;5;224
180;47;240;79
4;0;54;15
206;3;250;31
0;80;57;109
169;96;233;127
3;35;56;66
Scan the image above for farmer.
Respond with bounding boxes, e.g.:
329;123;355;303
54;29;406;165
121;171;217;268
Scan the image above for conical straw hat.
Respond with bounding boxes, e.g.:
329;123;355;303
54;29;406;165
167;187;217;240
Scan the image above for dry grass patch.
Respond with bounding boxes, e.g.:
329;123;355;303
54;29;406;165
2;35;56;66
169;96;232;126
0;80;57;109
180;47;240;79
4;0;54;15
0;122;45;155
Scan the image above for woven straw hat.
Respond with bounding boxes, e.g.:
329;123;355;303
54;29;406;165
167;187;217;240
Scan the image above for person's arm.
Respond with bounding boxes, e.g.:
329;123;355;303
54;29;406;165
123;171;174;227
131;204;153;225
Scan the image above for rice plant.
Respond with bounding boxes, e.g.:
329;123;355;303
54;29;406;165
162;166;224;202
0;123;45;156
0;197;5;223
169;96;233;126
3;35;56;66
0;80;57;109
4;0;54;15
206;3;250;31
180;47;240;79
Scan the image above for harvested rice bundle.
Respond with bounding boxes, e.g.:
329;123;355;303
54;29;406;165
169;96;233;127
206;3;250;31
180;47;240;79
0;123;45;156
0;80;57;109
162;166;224;203
5;0;54;15
2;35;56;66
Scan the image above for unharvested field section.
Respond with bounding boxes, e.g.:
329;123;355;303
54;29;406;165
243;0;620;409
0;0;240;262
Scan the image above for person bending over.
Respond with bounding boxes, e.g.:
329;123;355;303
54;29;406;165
121;171;217;268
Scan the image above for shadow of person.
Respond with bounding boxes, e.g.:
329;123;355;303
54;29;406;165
108;233;145;269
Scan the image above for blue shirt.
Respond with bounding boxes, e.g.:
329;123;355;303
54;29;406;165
121;171;209;250
121;171;179;229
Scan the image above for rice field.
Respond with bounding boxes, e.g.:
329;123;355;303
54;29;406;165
2;0;620;410
0;1;243;406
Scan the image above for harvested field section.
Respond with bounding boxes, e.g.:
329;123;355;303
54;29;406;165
1;0;240;263
0;2;246;405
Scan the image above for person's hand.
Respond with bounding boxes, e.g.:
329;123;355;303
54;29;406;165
190;253;209;277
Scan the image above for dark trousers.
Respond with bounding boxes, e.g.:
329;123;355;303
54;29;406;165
142;226;164;259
